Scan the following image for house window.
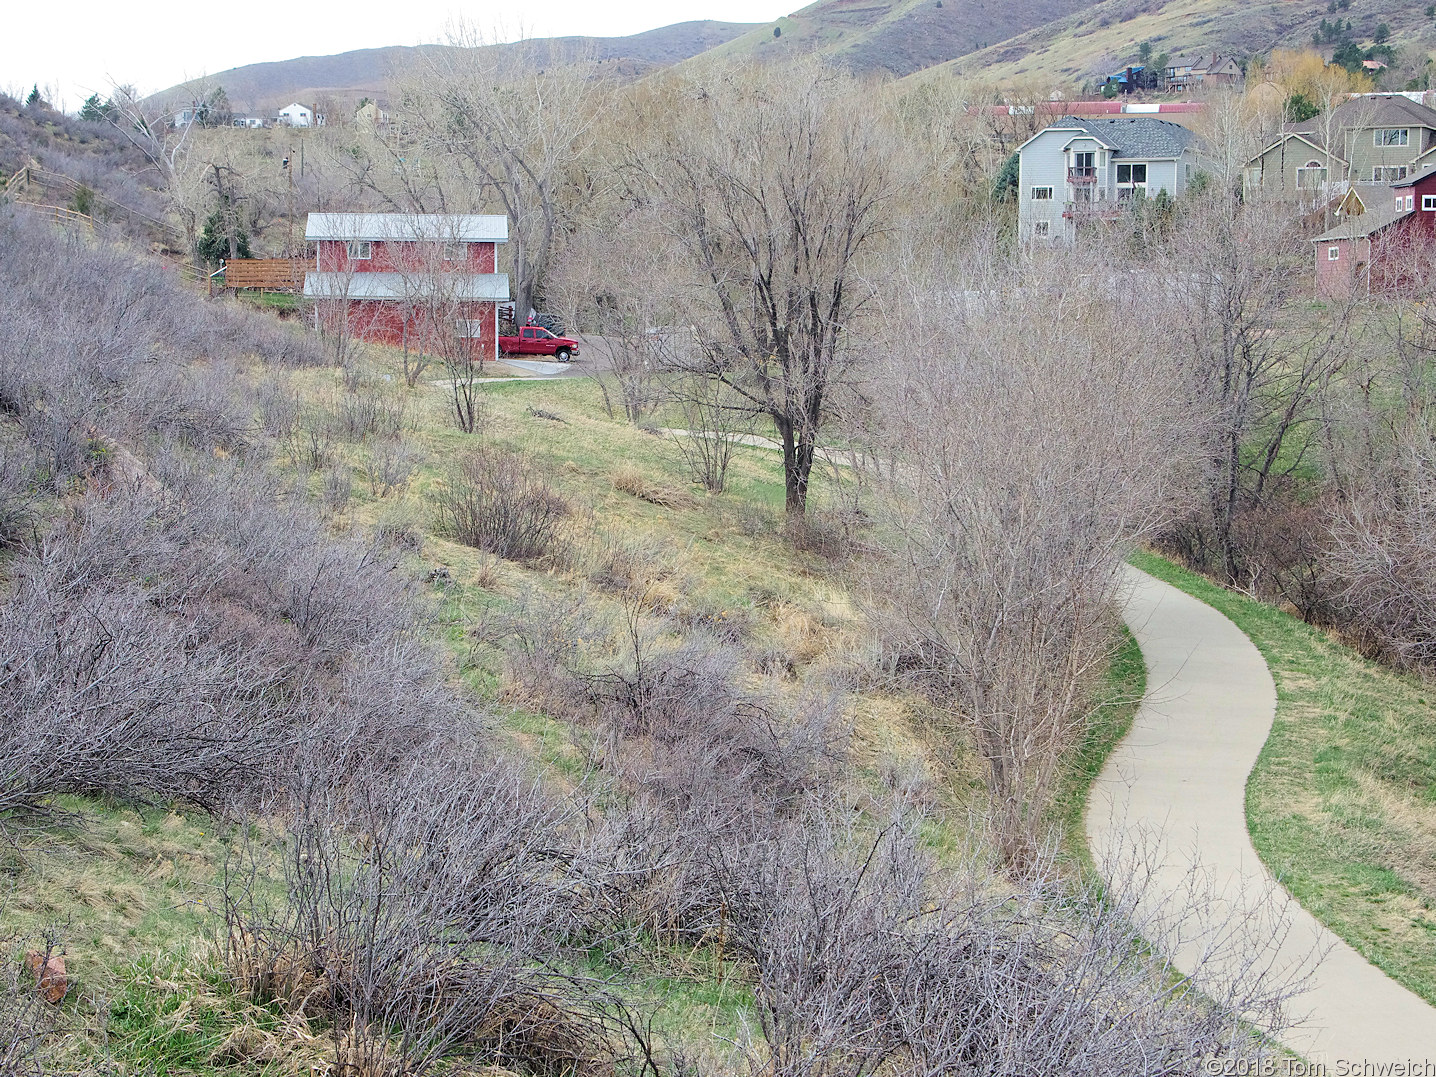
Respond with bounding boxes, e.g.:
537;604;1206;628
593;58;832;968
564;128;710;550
347;239;372;260
1423;196;1436;211
1296;162;1327;188
1409;195;1417;211
1033;220;1050;238
455;319;485;338
1328;246;1340;261
1031;186;1053;200
444;241;469;261
1116;162;1148;201
1373;166;1409;182
1374;129;1410;147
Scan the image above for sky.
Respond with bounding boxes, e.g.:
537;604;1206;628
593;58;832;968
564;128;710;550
2;0;794;112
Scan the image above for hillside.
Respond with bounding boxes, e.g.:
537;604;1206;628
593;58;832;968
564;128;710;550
909;0;1432;87
153;21;759;111
697;0;1103;78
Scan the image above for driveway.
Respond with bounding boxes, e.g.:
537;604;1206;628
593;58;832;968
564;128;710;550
1089;566;1436;1066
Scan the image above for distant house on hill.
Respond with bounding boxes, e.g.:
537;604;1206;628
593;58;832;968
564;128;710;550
354;101;389;126
1165;54;1241;90
1017;115;1204;241
1245;95;1436;200
277;102;316;128
231;115;266;129
302;213;510;360
1102;65;1153;94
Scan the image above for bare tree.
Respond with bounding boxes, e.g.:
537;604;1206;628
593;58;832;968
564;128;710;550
397;33;609;321
548;207;672;423
668;371;754;495
1161;191;1354;583
635;60;900;514
868;257;1192;867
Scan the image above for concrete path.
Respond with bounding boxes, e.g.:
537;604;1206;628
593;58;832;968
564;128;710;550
1089;566;1436;1068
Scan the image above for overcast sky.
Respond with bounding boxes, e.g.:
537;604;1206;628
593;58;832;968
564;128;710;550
3;0;793;112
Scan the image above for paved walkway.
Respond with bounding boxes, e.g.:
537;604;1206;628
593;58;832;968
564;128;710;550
1089;566;1436;1068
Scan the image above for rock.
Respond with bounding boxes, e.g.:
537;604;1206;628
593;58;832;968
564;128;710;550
24;950;67;1004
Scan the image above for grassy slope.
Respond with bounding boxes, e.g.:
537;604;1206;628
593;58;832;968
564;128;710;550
5;351;1152;1072
907;0;1432;87
690;0;1102;78
1131;549;1436;1005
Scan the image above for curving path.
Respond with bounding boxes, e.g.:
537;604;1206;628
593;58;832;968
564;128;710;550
1088;566;1436;1067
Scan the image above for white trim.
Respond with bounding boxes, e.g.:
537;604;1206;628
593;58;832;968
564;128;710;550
1328;245;1340;261
1423;195;1436;211
1031;186;1054;200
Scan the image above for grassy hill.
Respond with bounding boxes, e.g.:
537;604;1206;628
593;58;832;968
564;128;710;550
908;0;1433;87
703;0;1101;78
152;21;759;111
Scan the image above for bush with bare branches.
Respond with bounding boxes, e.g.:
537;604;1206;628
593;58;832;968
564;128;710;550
433;449;571;562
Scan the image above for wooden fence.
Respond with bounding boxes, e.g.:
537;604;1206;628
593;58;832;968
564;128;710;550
221;258;308;292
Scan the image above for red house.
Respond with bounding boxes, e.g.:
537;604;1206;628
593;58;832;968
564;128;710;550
1314;167;1436;298
303;213;509;360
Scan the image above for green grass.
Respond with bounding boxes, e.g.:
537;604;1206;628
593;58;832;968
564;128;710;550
1057;626;1146;870
1131;548;1436;1005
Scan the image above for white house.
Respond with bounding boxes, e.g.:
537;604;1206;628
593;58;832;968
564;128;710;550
1017;116;1204;241
277;102;314;128
231;115;266;129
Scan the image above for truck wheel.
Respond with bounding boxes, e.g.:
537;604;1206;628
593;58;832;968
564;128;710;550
555;347;572;363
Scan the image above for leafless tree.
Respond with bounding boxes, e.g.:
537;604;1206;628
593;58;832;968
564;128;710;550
668;371;754;495
548;208;672;422
397;33;609;320
867;256;1192;867
1160;191;1354;584
635;60;900;514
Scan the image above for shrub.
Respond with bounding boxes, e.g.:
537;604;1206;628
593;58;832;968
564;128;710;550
433;449;571;562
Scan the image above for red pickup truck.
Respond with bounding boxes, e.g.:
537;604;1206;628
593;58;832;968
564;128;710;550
498;325;580;362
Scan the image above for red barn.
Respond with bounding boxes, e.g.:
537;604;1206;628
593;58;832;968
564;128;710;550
1314;167;1436;298
303;213;509;360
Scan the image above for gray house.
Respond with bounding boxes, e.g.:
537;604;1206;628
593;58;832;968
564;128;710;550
1017;116;1203;241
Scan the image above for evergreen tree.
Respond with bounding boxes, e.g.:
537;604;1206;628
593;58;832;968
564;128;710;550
992;152;1020;202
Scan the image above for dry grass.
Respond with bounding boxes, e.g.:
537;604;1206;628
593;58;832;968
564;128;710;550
611;463;697;509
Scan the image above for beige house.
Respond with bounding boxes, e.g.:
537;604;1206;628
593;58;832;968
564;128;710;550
1245;95;1436;200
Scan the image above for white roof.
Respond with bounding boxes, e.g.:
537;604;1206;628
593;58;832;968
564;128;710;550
306;213;509;244
304;272;510;301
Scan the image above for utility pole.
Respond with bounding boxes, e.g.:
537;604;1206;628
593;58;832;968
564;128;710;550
283;151;294;257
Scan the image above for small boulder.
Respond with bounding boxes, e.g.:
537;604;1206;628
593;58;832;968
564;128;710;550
24;950;67;1004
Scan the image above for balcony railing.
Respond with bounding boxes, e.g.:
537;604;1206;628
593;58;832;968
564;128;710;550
1062;201;1124;222
1068;168;1098;184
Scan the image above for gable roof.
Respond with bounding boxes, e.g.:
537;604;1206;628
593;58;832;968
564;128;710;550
1024;116;1197;159
1392;164;1436;189
1339;183;1392;214
1290;95;1436;136
306;213;509;244
1313;200;1411;243
1251;128;1349;166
